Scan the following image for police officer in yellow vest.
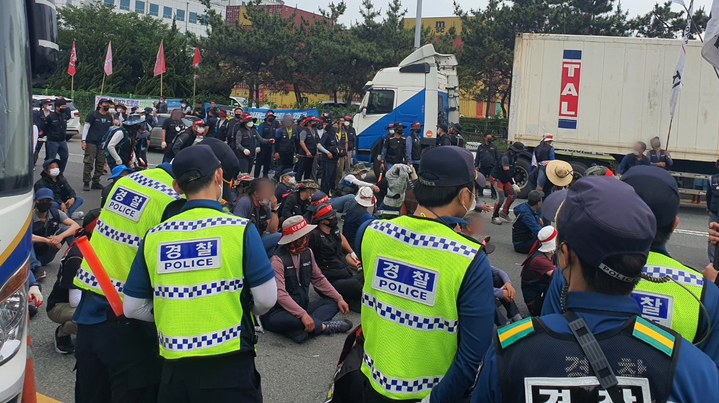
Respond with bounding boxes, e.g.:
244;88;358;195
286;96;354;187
542;165;719;369
355;146;496;403
473;177;719;402
123;144;278;403
73;156;181;402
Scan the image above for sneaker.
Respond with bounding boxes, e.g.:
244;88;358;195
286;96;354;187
499;211;512;222
54;326;75;354
491;217;503;225
71;211;85;220
91;182;104;190
83;182;90;191
322;320;353;335
32;268;46;281
286;329;309;344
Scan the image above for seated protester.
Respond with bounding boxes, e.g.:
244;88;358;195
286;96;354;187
491;265;522;325
520;225;557;316
262;216;352;344
30;188;80;280
342;187;376;249
232;178;281;256
34;159;84;218
101;165;134;208
275;169;296;204
512;190;544;254
308;202;363;312
304;191;330;223
378;163;414;212
47;209;100;354
528;159;573;195
280;180;318;226
335;164;378;196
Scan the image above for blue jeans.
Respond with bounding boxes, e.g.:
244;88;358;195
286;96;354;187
45;140;69;172
261;232;282;257
331;194;356;214
52;196;84;216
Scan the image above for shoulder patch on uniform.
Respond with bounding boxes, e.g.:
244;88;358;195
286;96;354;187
632;316;675;357
497;317;534;349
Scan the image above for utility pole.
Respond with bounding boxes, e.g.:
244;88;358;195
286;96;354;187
414;0;422;49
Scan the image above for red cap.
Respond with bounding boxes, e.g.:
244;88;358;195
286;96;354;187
192;120;206;126
265;111;275;117
344;115;353;121
411;122;422;129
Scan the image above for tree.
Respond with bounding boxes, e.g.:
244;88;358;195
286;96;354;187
629;2;708;39
135;20;194;97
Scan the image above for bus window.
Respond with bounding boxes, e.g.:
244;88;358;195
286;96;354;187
366;90;394;115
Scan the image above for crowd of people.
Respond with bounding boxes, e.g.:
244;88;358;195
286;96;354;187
26;97;719;403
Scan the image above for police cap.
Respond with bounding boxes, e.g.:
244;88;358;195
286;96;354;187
620;166;680;228
172;145;220;188
419;146;479;188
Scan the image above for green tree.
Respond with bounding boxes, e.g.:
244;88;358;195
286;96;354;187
135;20;194;97
629;2;708;39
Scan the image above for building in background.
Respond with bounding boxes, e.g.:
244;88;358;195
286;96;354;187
225;0;328;27
404;16;463;48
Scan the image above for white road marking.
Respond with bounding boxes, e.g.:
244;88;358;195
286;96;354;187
675;229;708;237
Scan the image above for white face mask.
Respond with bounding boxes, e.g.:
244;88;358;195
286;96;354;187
247;122;254;128
389;129;395;134
260;198;271;207
217;180;224;203
288;177;297;186
344;122;350;127
462;190;477;213
197;127;206;134
633;150;640;156
49;168;60;178
109;108;116;114
361;173;367;179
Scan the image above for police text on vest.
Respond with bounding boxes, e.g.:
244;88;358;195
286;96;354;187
157;238;221;273
372;257;439;306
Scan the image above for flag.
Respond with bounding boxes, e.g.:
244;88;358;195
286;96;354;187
193;47;201;68
154;40;166;77
703;0;719;69
670;2;693;118
672;0;686;7
103;41;113;76
67;41;77;76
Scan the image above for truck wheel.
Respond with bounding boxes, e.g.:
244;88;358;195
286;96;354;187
513;158;531;199
569;161;588;186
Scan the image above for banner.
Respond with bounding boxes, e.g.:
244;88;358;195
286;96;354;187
154;40;166;77
702;0;719;69
95;95;181;111
245;108;319;122
669;1;693;118
193;47;202;68
104;41;113;76
68;41;77;76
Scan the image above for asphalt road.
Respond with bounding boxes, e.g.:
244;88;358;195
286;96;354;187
29;138;714;402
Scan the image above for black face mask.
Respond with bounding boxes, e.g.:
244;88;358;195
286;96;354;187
327;217;338;228
57;107;66;114
36;202;52;213
102;105;110;112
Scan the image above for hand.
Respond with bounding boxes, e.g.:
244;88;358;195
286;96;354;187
658;162;666;167
161;141;167;149
255;147;261;154
483;202;491;213
371;185;380;193
306;151;312;158
269;139;275;144
327;152;333;159
300;314;315;333
338;300;349;315
66;198;75;208
270;195;278;210
29;285;43;307
115;158;122;166
60;203;68;213
501;283;516;300
47;236;63;249
704;263;719;283
380;163;386;171
710;222;719;246
273;152;279;160
81;141;86;151
243;149;251;156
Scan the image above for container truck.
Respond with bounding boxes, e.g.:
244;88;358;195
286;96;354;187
508;33;719;198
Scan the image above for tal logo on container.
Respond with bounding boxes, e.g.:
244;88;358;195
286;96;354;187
558;50;582;130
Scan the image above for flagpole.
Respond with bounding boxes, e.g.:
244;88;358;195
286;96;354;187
101;73;106;95
665;116;674;153
160;73;163;98
71;75;74;98
193;75;197;105
681;3;719;81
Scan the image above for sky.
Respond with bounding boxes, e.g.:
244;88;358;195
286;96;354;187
293;0;715;27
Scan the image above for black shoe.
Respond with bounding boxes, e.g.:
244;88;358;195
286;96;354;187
91;182;104;190
29;304;38;319
322;320;353;335
54;326;75;354
490;194;497;200
83;182;90;191
286;329;309;344
32;268;46;281
348;300;362;313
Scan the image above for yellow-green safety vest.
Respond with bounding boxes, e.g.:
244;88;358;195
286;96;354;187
632;251;705;342
360;215;480;400
74;168;181;297
144;207;250;359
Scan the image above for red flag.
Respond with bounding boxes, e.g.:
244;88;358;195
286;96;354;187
103;42;113;76
67;41;77;76
154;40;166;77
193;47;201;68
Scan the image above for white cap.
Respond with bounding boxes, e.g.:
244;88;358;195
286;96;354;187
543;133;555;142
355;186;376;208
538;225;557;253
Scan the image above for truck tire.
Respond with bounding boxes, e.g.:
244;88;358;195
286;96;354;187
514;158;531;199
569;161;588;185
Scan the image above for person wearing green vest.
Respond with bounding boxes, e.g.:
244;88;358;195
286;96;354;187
122;145;277;402
541;165;719;369
355;146;495;403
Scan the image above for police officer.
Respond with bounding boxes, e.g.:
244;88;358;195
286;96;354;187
475;134;500;199
318;119;341;195
255;110;280;178
233;114;267;174
542;166;719;369
356;146;496;402
448;123;462;146
345;115;357;164
297;117;320;181
648;136;673;170
436;123;451;146
406;122;422;171
44;98;70;172
474;177;719;402
381;122;406;171
274;114;298;178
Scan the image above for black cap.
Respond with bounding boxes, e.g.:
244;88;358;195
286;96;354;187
42;158;62;171
452;123;462;133
419;146;477;187
510;142;525;152
620;166;680;228
541;189;568;222
172;145;221;188
97;98;111;105
199;137;240;183
54;98;66;107
41;98;52;106
557;177;655;277
439;123;449;132
279;168;295;178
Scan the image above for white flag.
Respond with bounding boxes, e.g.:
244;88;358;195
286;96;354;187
702;0;719;69
670;2;693;118
672;0;686;6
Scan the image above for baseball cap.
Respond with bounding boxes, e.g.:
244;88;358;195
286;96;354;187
439;123;448;132
418;146;478;188
192;119;206;126
541;189;568;223
620;165;680;228
42;158;62;171
35;188;54;201
308;191;329;213
279;168;295;179
54;98;66;107
109;164;134;180
556;177;655;279
172;145;221;187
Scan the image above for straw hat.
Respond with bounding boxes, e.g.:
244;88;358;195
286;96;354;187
355;187;376;208
278;216;316;245
545;160;573;187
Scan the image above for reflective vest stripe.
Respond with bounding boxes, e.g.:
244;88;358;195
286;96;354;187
368;220;478;258
154;278;244;300
148;216;249;235
644;265;704;287
95;219;142;248
362;293;458;333
75;267;125;294
127;171;181;200
363;352;442;395
159;324;242;352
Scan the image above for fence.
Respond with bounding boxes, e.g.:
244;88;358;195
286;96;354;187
459;117;509;144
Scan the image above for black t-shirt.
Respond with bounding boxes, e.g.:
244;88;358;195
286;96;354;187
85;110;114;145
47;244;81;311
307;227;350;281
162;118;186;145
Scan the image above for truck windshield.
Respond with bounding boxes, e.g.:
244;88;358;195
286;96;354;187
0;1;32;196
366;90;394;115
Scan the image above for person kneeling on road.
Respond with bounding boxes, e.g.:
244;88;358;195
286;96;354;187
520;225;557;316
512;190;544;254
34;158;84;219
30;188;80;281
262;216;352;344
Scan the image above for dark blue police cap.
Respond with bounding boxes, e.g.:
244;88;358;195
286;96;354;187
172;145;220;187
557;177;655;277
620;166;679;228
419;146;479;188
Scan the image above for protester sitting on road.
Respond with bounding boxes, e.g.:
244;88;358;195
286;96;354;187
617;141;650;175
275;169;296;204
528;159;573;195
343;187;375;249
233;178;281;256
34;159;84;219
308;202;363;312
304;191;330;223
335;163;378;196
491;265;522;325
47;209;100;355
30;188;80;280
100;164;134;208
262;216;352;344
512;190;544;254
520;225;557;316
280;180;318;226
